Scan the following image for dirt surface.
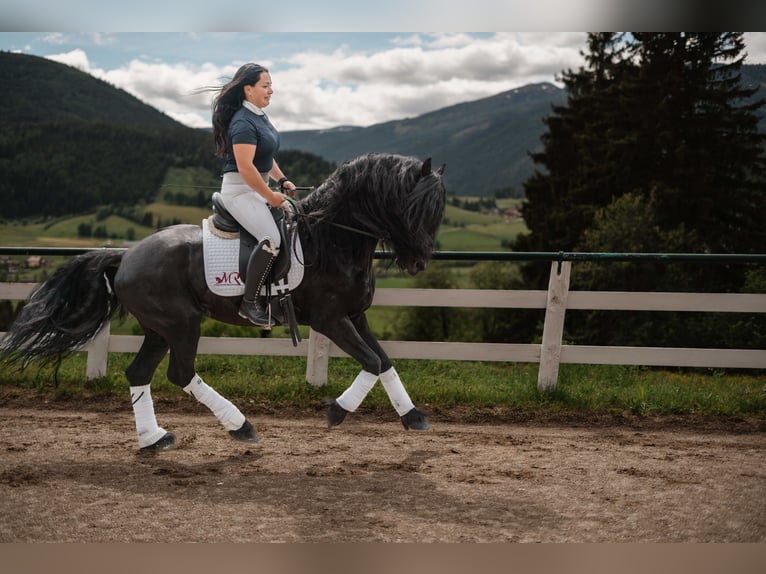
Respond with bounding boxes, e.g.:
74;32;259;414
0;399;764;542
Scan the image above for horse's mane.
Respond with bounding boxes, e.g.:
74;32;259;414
296;153;446;270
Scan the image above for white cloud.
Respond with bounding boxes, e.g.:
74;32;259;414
38;32;765;133
267;33;586;129
41;33;588;131
744;32;766;64
46;48;93;72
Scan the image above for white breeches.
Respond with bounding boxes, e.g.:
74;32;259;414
220;171;281;249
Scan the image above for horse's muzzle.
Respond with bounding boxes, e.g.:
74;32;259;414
405;259;428;275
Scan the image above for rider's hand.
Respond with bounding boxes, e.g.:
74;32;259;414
269;192;286;208
280;179;297;198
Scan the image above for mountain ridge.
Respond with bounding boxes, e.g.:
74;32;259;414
281;82;568;195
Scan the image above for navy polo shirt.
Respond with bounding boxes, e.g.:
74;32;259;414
222;106;281;174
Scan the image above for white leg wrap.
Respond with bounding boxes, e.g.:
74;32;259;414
335;370;379;412
184;374;246;432
130;385;167;448
380;367;415;416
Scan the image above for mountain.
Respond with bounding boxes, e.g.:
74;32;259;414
281;83;567;196
0;51;179;126
0;52;216;219
282;64;766;197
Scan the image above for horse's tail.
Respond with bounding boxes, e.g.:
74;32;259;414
0;249;125;367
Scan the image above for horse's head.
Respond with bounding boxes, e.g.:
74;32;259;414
388;158;447;275
298;154;446;275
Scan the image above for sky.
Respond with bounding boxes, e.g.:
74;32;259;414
2;4;765;133
0;32;596;130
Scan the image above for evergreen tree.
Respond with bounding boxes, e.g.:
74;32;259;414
514;32;765;347
623;33;765;257
517;32;764;289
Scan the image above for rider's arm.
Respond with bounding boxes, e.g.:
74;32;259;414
269;160;296;194
233;143;285;208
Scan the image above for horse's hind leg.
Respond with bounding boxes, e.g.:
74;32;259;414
126;329;176;450
165;322;258;443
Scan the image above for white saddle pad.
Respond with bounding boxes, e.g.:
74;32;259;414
201;218;305;297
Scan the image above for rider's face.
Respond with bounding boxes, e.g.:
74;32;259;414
245;72;273;108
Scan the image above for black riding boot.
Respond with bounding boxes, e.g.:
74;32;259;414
238;238;278;328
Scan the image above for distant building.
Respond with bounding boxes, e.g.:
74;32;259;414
25;256;44;269
503;207;522;220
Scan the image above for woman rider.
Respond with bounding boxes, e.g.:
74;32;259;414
210;63;296;327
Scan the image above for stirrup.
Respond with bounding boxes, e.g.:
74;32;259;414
239;298;274;328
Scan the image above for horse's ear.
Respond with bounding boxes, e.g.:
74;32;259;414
421;158;432;177
437;163;446;175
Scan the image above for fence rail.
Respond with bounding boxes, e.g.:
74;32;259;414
1;249;765;390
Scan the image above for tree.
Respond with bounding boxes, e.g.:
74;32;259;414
469;261;541;343
77;222;92;237
517;33;764;284
514;33;765;347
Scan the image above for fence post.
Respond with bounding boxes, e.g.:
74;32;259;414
306;328;331;386
86;321;111;380
538;261;571;392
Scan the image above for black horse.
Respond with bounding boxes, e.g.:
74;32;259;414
1;153;447;450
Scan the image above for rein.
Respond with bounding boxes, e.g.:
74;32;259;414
286;196;386;242
304;215;383;241
168;183;388;242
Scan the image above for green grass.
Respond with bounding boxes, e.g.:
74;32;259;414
437;204;526;251
438;227;514;251
160;166;219;198
443;204;500;226
495;198;524;210
143;202;211;225
2;352;763;421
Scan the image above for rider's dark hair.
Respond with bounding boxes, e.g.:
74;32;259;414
210;63;268;157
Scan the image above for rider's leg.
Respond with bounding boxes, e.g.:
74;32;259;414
239;237;278;327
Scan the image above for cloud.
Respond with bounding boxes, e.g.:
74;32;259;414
40;33;587;131
744;32;766;64
270;33;587;129
38;32;766;132
46;47;93;72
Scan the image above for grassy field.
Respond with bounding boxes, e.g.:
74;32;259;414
1;169;526;252
1;352;763;422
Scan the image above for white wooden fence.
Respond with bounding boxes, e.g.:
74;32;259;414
2;260;765;391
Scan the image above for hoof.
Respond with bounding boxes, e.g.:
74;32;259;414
401;408;430;431
323;397;348;428
229;419;259;442
140;432;177;451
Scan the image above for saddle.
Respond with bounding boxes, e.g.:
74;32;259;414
209;191;302;345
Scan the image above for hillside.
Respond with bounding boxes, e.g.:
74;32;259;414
0;51;178;126
0;52;218;219
281;83;567;196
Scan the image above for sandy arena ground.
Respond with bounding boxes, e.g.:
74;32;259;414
0;399;764;543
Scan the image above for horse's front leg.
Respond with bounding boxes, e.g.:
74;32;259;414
349;313;429;430
316;314;428;430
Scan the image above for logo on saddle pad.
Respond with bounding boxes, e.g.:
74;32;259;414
215;270;242;286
